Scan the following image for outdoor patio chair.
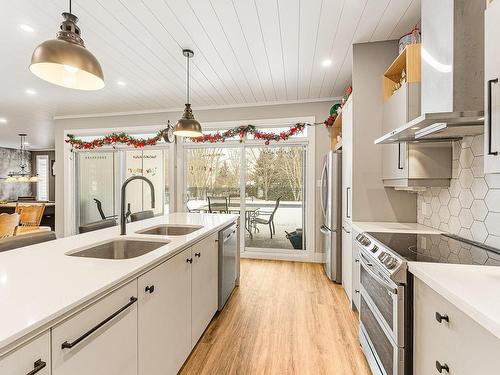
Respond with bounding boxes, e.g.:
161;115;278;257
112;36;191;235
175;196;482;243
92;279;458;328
250;197;282;238
207;196;228;213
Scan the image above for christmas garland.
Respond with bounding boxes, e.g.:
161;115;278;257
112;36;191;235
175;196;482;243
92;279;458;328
66;131;164;150
192;123;305;145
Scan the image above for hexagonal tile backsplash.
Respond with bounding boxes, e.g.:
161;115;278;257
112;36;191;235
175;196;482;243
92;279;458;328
417;135;500;248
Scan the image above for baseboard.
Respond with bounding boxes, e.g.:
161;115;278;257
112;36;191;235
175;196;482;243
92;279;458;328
241;250;325;263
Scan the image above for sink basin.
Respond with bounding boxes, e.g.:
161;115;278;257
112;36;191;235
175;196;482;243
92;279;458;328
68;239;169;259
136;224;203;236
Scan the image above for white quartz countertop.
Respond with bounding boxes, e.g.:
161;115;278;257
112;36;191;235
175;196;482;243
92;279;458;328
409;262;500;341
352;221;442;234
0;212;238;354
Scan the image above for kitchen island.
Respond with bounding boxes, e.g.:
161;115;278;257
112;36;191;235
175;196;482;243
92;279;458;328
0;212;238;374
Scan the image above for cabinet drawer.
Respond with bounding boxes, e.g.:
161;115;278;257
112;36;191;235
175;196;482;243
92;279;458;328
414;278;500;374
0;332;50;375
52;280;138;375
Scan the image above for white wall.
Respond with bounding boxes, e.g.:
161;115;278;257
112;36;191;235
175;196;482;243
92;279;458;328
54;100;335;253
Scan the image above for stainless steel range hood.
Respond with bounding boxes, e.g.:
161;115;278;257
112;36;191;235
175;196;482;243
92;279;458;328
375;0;485;145
375;111;484;144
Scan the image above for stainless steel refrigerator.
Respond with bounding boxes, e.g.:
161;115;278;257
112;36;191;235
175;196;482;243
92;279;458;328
320;150;342;282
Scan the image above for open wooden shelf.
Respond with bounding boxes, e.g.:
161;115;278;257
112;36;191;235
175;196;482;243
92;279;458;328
330;111;342;149
383;43;421;101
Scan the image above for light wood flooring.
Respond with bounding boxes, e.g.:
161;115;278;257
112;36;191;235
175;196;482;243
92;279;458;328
180;259;371;375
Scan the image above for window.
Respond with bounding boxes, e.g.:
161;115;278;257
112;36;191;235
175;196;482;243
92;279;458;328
36;155;49;201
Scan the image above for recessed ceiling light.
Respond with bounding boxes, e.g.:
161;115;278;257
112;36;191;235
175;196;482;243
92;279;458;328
25;89;36;95
0;118;7;124
19;24;35;33
322;59;332;67
117;81;126;87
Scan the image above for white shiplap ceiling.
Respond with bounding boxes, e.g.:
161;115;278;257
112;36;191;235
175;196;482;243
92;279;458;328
0;0;420;149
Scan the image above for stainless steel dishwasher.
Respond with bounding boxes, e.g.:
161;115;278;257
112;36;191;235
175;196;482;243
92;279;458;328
218;223;237;310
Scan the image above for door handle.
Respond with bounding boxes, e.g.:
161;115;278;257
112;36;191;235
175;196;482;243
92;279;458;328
346;187;351;218
488;78;498;155
397;143;404;169
26;359;46;375
61;297;138;349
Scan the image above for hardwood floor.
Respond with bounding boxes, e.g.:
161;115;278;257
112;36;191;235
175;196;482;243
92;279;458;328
180;259;371;375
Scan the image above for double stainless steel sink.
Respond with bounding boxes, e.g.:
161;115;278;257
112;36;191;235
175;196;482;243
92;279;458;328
67;224;203;260
135;224;203;236
68;239;170;260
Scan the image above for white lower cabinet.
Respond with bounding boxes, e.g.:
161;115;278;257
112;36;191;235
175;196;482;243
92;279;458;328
414;278;500;374
341;222;353;303
51;280;138;375
351;229;360;310
138;247;192;375
0;331;50;375
191;233;218;347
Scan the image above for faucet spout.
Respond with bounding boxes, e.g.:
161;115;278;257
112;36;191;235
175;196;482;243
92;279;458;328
120;176;156;235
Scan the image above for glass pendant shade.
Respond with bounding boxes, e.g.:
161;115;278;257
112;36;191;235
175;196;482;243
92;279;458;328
29;176;40;182
30;12;104;90
5;176;16;183
174;104;203;137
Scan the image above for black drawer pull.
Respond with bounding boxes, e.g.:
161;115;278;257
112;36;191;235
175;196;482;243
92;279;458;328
435;361;449;373
61;296;138;349
145;285;155;294
435;312;449;323
186;258;193;263
194;252;201;257
26;359;46;375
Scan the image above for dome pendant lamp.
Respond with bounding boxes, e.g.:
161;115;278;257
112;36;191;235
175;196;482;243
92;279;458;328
174;49;203;137
29;0;104;90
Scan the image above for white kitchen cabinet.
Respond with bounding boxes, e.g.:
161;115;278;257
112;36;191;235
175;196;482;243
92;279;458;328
351;228;360;311
51;280;138;375
0;331;50;375
414;278;500;374
341;97;353;224
191;233;218;347
485;0;500;173
341;223;352;303
138;248;192;375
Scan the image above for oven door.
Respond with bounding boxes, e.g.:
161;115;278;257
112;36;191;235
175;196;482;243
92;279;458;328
359;250;405;347
360;294;405;375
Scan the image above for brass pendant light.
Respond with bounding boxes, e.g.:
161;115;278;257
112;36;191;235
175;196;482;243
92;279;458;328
174;49;203;137
29;0;104;91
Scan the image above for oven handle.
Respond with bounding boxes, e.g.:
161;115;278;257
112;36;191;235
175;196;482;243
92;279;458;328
360;254;398;295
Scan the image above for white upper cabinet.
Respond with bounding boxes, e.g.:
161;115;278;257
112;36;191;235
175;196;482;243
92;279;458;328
0;332;50;375
485;0;500;173
191;233;219;347
51;280;138;375
138;248;192;375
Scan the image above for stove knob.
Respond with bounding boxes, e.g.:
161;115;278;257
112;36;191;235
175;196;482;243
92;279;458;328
356;234;364;241
386;257;398;270
378;252;388;262
371;244;378;253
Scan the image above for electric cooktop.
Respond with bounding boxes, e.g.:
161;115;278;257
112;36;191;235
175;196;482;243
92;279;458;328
366;232;500;266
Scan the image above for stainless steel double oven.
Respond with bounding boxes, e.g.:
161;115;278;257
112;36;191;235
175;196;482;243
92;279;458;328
356;241;411;375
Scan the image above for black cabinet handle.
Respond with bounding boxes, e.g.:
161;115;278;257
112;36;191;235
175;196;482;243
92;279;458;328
26;359;46;375
346;187;351;219
186;258;193;263
145;285;155;294
194;252;201;257
435;312;449;323
397;143;404;169
61;296;137;349
435;361;449;373
355;258;360;263
488;78;499;155
354;290;360;294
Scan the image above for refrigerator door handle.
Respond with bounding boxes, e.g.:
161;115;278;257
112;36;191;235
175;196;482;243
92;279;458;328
320;224;330;234
320;161;327;220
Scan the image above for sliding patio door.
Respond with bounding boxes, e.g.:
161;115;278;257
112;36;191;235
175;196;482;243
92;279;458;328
245;145;306;251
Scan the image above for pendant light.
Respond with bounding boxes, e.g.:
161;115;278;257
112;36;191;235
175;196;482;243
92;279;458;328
3;134;39;183
174;49;203;137
29;0;104;90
